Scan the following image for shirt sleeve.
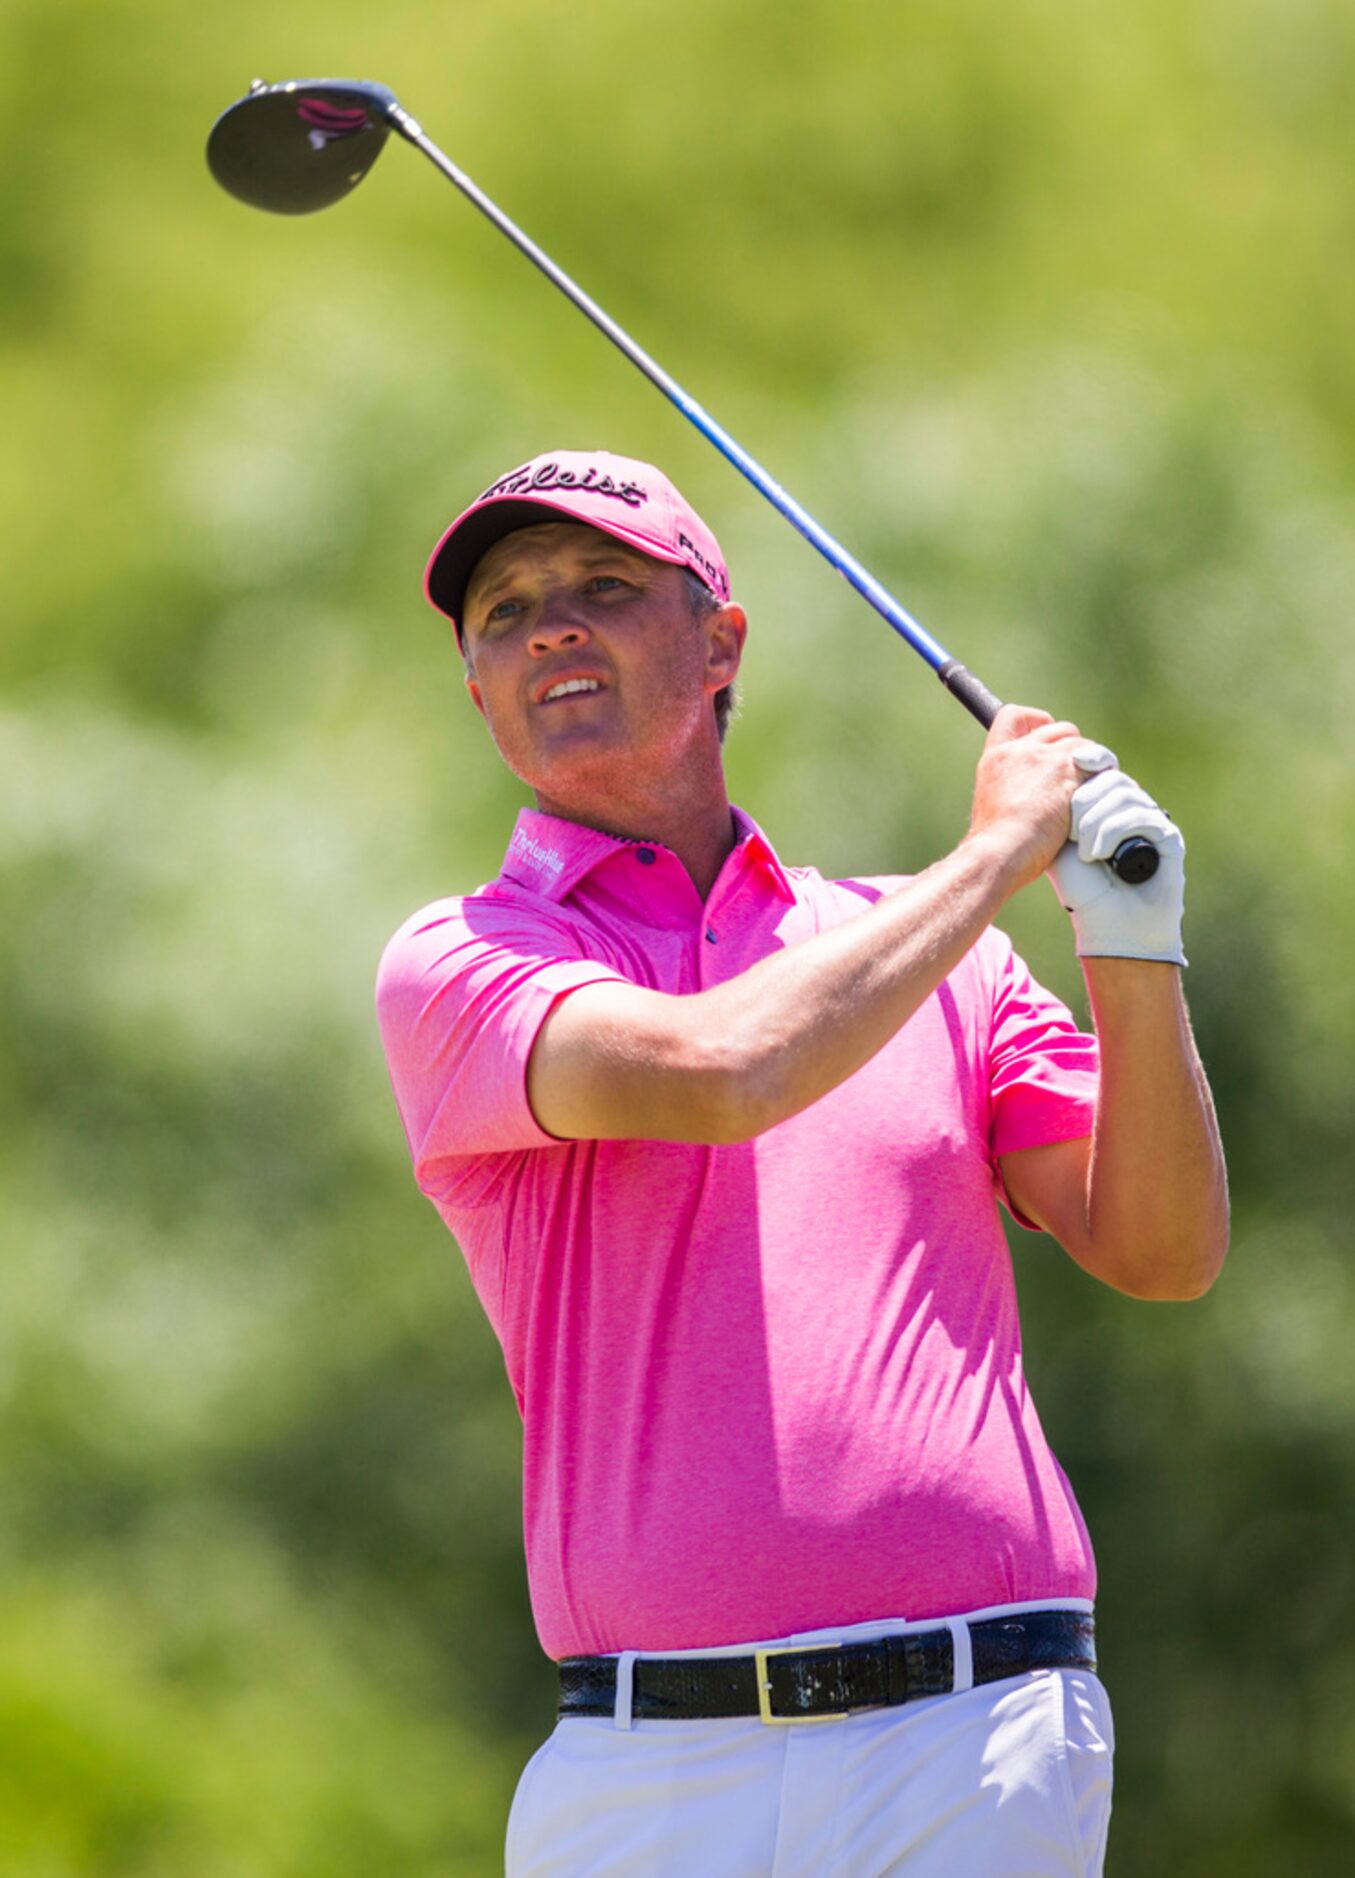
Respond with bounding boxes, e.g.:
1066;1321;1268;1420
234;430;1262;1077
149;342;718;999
983;930;1100;1227
375;892;627;1170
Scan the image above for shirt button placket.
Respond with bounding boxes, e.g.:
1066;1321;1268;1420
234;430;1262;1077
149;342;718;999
699;905;724;983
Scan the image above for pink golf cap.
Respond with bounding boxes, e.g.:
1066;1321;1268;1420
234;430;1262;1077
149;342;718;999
424;449;730;639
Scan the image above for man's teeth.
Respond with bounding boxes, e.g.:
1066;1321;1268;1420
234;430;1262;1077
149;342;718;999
544;679;601;701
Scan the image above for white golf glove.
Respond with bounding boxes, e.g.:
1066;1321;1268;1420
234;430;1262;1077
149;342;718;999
1046;748;1187;965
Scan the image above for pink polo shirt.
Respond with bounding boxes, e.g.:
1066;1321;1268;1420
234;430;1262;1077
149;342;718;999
376;807;1100;1660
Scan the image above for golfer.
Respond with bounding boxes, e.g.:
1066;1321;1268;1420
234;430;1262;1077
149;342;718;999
376;449;1228;1876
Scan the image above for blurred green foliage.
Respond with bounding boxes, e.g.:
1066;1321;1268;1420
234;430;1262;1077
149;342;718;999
2;0;1353;1870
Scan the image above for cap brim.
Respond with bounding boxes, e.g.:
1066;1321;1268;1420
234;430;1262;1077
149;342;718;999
425;496;689;639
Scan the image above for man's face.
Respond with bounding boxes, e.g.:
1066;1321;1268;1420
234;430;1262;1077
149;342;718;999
460;521;744;811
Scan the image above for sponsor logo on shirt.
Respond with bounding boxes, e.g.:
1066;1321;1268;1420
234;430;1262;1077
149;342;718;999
508;829;567;881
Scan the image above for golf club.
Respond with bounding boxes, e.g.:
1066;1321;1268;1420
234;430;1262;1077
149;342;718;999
207;76;1159;884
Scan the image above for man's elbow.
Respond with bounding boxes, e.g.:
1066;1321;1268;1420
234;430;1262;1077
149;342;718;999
1123;1267;1219;1304
1105;1221;1230;1301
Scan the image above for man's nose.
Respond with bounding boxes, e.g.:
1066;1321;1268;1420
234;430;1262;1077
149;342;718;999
529;603;591;652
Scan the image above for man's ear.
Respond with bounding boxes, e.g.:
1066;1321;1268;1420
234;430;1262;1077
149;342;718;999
705;602;747;695
464;665;487;719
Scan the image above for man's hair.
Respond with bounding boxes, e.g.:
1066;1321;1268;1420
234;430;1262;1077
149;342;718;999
683;569;737;744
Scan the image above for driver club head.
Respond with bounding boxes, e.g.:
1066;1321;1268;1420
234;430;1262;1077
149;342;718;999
207;78;401;214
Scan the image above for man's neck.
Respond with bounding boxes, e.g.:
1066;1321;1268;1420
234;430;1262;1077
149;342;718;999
534;767;739;902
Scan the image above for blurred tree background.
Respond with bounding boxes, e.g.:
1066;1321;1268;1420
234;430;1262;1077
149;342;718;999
2;0;1353;1870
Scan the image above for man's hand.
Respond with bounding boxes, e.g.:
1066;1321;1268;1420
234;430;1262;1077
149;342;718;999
965;706;1091;890
1048;768;1187;965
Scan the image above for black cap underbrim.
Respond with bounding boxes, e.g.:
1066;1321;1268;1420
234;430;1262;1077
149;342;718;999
426;500;612;640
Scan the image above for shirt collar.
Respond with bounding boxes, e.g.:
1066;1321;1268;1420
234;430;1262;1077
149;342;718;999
497;805;796;905
728;805;796;903
498;809;623;901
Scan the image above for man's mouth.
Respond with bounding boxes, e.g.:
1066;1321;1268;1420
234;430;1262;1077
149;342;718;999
541;678;603;703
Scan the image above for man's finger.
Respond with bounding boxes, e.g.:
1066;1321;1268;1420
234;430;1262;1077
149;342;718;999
1072;740;1118;775
985;704;1055;743
1079;804;1178;866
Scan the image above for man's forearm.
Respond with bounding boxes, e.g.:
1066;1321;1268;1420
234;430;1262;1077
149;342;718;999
1081;959;1229;1298
703;832;1021;1139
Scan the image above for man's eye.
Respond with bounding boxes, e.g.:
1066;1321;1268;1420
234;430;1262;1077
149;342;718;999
486;598;522;622
588;575;625;593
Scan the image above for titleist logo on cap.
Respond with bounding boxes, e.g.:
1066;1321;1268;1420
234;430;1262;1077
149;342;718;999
479;461;649;507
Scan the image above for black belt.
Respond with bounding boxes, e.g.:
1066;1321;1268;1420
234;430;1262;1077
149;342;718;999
558;1610;1095;1725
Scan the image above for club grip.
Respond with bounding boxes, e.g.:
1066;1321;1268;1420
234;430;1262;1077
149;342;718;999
936;662;1161;886
937;660;1003;728
1109;837;1159;884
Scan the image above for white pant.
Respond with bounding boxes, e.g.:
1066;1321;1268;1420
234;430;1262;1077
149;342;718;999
507;1605;1114;1878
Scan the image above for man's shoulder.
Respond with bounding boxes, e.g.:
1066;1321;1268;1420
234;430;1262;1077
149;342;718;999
803;866;1016;984
755;858;910;909
375;875;589;996
823;868;911;905
382;873;528;934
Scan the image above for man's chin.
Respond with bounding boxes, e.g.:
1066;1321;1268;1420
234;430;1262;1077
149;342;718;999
499;738;631;807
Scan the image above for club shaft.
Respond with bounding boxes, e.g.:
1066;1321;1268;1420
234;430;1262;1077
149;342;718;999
387;107;1003;719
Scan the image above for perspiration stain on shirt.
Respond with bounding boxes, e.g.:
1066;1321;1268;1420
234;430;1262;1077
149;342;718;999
376;806;1101;1660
